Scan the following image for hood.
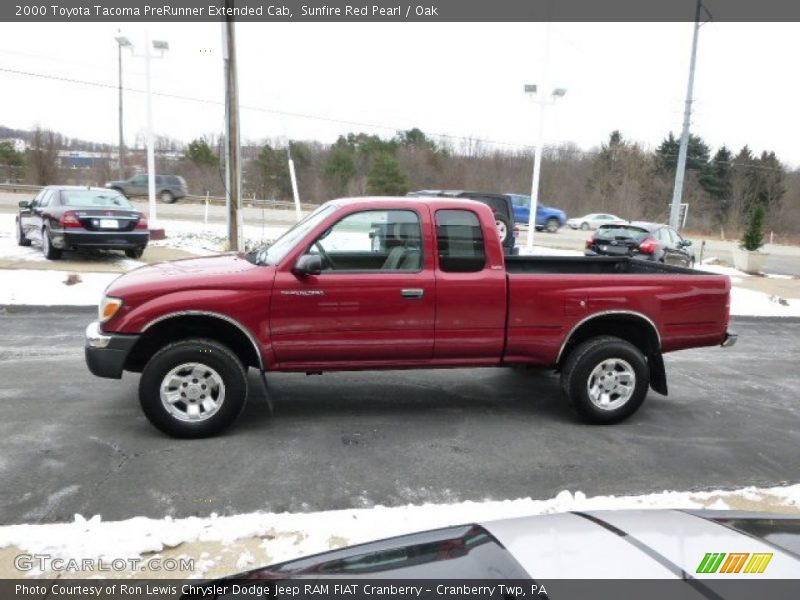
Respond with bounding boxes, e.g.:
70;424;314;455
106;254;268;300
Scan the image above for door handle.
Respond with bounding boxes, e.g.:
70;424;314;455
401;288;425;299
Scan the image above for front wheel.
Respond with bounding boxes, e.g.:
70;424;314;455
560;336;649;424
139;339;248;438
580;222;590;231
17;220;31;246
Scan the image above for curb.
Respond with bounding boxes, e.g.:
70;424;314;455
0;304;95;314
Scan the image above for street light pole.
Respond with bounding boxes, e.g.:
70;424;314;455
114;33;131;180
523;86;566;252
144;31;157;227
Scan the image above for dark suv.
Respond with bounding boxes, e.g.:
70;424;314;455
105;174;188;204
406;190;518;255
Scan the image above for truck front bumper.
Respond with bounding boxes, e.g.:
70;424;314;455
722;329;738;347
85;321;139;379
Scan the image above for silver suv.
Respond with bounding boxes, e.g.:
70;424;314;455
105;174;188;204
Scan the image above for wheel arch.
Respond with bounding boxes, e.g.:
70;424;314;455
556;311;667;395
125;312;263;373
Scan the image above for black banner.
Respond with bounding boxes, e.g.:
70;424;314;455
4;579;800;600
3;0;800;23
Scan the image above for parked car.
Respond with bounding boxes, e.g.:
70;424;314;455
406;190;518;255
505;193;567;232
180;510;800;586
105;173;188;204
567;213;625;230
85;196;734;438
585;222;695;267
16;186;149;259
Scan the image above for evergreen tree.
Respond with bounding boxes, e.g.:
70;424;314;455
699;146;733;227
656;132;710;171
741;203;765;251
0;141;24;167
184;138;217;167
366;153;408;196
324;146;357;196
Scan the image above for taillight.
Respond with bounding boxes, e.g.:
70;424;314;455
59;211;82;228
135;214;148;229
639;238;658;254
585;239;594;249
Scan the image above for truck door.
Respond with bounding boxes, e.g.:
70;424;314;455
270;208;435;366
433;208;507;361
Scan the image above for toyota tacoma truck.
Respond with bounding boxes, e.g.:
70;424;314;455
85;197;736;438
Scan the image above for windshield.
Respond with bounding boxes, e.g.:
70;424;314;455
60;190;133;208
255;204;337;265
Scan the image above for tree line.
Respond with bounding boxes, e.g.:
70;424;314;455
2;125;798;238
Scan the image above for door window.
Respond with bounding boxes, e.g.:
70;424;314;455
309;209;422;272
130;175;147;185
435;209;486;273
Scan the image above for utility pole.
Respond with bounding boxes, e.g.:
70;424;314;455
669;0;706;231
222;4;242;251
144;30;157;227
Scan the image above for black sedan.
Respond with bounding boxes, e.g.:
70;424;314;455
16;186;149;260
585;221;695;267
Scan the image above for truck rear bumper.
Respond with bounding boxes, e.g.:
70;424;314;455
722;329;738;347
85;321;139;379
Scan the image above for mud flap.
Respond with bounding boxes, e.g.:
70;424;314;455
648;352;668;396
259;369;274;415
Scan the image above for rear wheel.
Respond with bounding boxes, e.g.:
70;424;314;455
159;190;176;204
560;336;649;424
139;339;248;438
545;218;560;233
125;246;146;259
42;226;62;260
17;220;31;247
494;214;511;244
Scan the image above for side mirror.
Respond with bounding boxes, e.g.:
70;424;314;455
293;254;322;276
681;240;693;247
18;200;31;209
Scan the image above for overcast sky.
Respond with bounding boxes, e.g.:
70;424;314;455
0;21;798;165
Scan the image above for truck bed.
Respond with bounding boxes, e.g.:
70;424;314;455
505;255;702;275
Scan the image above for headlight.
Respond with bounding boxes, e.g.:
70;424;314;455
98;296;123;322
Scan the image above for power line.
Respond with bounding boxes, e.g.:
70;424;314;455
0;66;792;174
0;66;531;151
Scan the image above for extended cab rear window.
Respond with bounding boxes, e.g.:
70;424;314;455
436;209;486;273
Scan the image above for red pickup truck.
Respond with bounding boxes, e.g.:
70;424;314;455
85;197;736;437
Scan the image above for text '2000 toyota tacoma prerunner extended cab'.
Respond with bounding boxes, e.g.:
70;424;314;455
85;197;737;438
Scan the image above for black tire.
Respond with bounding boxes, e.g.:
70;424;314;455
560;336;649;424
159;190;176;204
42;226;62;260
494;213;511;244
580;222;590;231
545;218;560;233
125;246;146;259
17;220;31;247
139;339;248;438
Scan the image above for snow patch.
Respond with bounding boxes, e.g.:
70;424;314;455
1;483;799;576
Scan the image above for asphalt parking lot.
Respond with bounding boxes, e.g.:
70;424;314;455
0;309;798;525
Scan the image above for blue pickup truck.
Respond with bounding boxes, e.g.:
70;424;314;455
506;193;567;233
